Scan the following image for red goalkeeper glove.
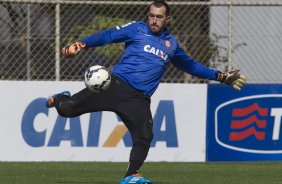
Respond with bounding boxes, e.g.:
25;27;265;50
62;41;86;58
217;69;247;91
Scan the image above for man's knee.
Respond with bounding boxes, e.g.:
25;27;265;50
135;122;153;147
56;101;78;118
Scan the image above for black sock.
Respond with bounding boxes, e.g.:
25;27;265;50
124;160;143;178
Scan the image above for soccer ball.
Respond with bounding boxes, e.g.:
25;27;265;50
84;65;111;93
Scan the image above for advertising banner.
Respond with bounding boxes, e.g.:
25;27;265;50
0;81;207;162
207;84;282;161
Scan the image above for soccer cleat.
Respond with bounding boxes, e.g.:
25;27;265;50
45;91;71;108
119;174;152;184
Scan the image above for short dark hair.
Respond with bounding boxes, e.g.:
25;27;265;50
148;0;170;16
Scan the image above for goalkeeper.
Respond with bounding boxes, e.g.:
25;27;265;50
46;1;246;183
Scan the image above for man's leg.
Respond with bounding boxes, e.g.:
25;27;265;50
46;75;123;118
52;88;94;117
126;120;153;177
117;97;153;178
117;97;153;184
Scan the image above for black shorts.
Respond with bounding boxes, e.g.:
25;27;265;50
61;75;153;130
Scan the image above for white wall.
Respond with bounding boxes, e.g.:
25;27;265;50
0;81;207;162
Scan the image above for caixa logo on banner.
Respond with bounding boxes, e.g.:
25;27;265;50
21;98;178;148
215;94;282;154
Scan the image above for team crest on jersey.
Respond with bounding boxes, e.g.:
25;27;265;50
165;40;172;50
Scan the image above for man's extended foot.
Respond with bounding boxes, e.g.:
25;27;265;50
45;91;71;108
119;174;152;184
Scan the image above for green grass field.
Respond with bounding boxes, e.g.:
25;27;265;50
0;162;282;184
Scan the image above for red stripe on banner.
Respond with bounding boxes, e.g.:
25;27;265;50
231;114;267;129
229;127;265;141
232;103;268;117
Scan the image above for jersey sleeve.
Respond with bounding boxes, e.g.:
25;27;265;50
171;43;219;80
80;21;138;47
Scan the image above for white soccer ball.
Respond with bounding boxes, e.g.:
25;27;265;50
84;65;111;93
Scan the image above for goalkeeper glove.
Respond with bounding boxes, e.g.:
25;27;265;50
62;41;86;57
217;69;247;91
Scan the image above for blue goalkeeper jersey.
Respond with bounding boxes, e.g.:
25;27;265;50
81;21;218;96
